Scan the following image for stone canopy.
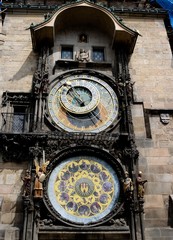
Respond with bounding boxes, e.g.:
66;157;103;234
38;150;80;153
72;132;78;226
30;0;139;53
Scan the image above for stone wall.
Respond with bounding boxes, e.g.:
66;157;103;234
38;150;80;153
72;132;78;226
126;17;173;239
0;161;28;239
0;13;41;239
0;13;43;95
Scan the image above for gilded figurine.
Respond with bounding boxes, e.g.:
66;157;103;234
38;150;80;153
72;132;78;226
123;171;133;200
136;171;147;199
34;159;50;198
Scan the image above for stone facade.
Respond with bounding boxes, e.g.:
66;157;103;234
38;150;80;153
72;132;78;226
0;1;173;240
127;16;173;239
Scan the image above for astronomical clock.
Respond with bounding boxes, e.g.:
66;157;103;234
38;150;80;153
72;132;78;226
46;70;119;133
12;2;140;239
42;69;125;229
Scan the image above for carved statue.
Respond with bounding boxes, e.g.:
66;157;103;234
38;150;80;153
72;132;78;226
125;79;135;102
79;33;87;43
136;171;147;199
33;71;42;95
76;49;90;62
33;70;49;95
34;159;50;198
21;170;31;197
117;81;124;97
123;171;133;200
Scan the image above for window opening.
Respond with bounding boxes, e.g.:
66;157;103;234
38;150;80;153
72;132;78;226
12;106;26;133
61;46;73;60
92;47;105;62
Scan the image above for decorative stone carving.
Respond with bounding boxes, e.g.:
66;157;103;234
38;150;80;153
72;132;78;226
125;79;135;103
1;92;30;107
29;142;43;159
109;218;127;227
39;218;53;226
123;144;139;162
33;70;49;95
76;49;90;62
79;33;87;43
160;113;170;124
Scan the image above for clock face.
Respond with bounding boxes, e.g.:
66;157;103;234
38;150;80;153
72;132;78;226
47;73;119;133
59;80;100;115
47;155;120;226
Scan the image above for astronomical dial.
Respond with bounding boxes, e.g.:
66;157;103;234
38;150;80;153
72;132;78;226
59;80;100;114
46;155;120;226
47;73;119;133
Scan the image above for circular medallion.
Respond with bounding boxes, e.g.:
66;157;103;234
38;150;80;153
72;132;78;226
47;71;119;133
75;178;94;197
47;155;120;225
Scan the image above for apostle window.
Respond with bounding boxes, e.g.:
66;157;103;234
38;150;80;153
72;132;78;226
92;47;105;62
61;46;73;60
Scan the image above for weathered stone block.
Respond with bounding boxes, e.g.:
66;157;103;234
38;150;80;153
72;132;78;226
145;228;161;238
154;174;173;183
1;202;13;213
148;165;173;174
5;174;16;185
144;148;170;157
1;213;15;224
4;227;20;240
145;209;167;220
0;185;13;194
146;183;172;195
145;195;164;209
145;219;168;228
146;157;169;166
160;227;173;237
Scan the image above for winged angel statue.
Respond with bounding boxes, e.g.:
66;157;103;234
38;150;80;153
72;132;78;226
34;159;50;198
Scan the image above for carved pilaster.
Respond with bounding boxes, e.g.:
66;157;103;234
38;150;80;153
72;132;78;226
32;46;49;131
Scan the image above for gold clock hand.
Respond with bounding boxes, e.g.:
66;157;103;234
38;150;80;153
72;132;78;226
68;91;85;107
64;83;85;106
89;110;102;122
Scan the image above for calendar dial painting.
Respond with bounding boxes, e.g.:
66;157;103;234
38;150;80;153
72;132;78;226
47;155;120;225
